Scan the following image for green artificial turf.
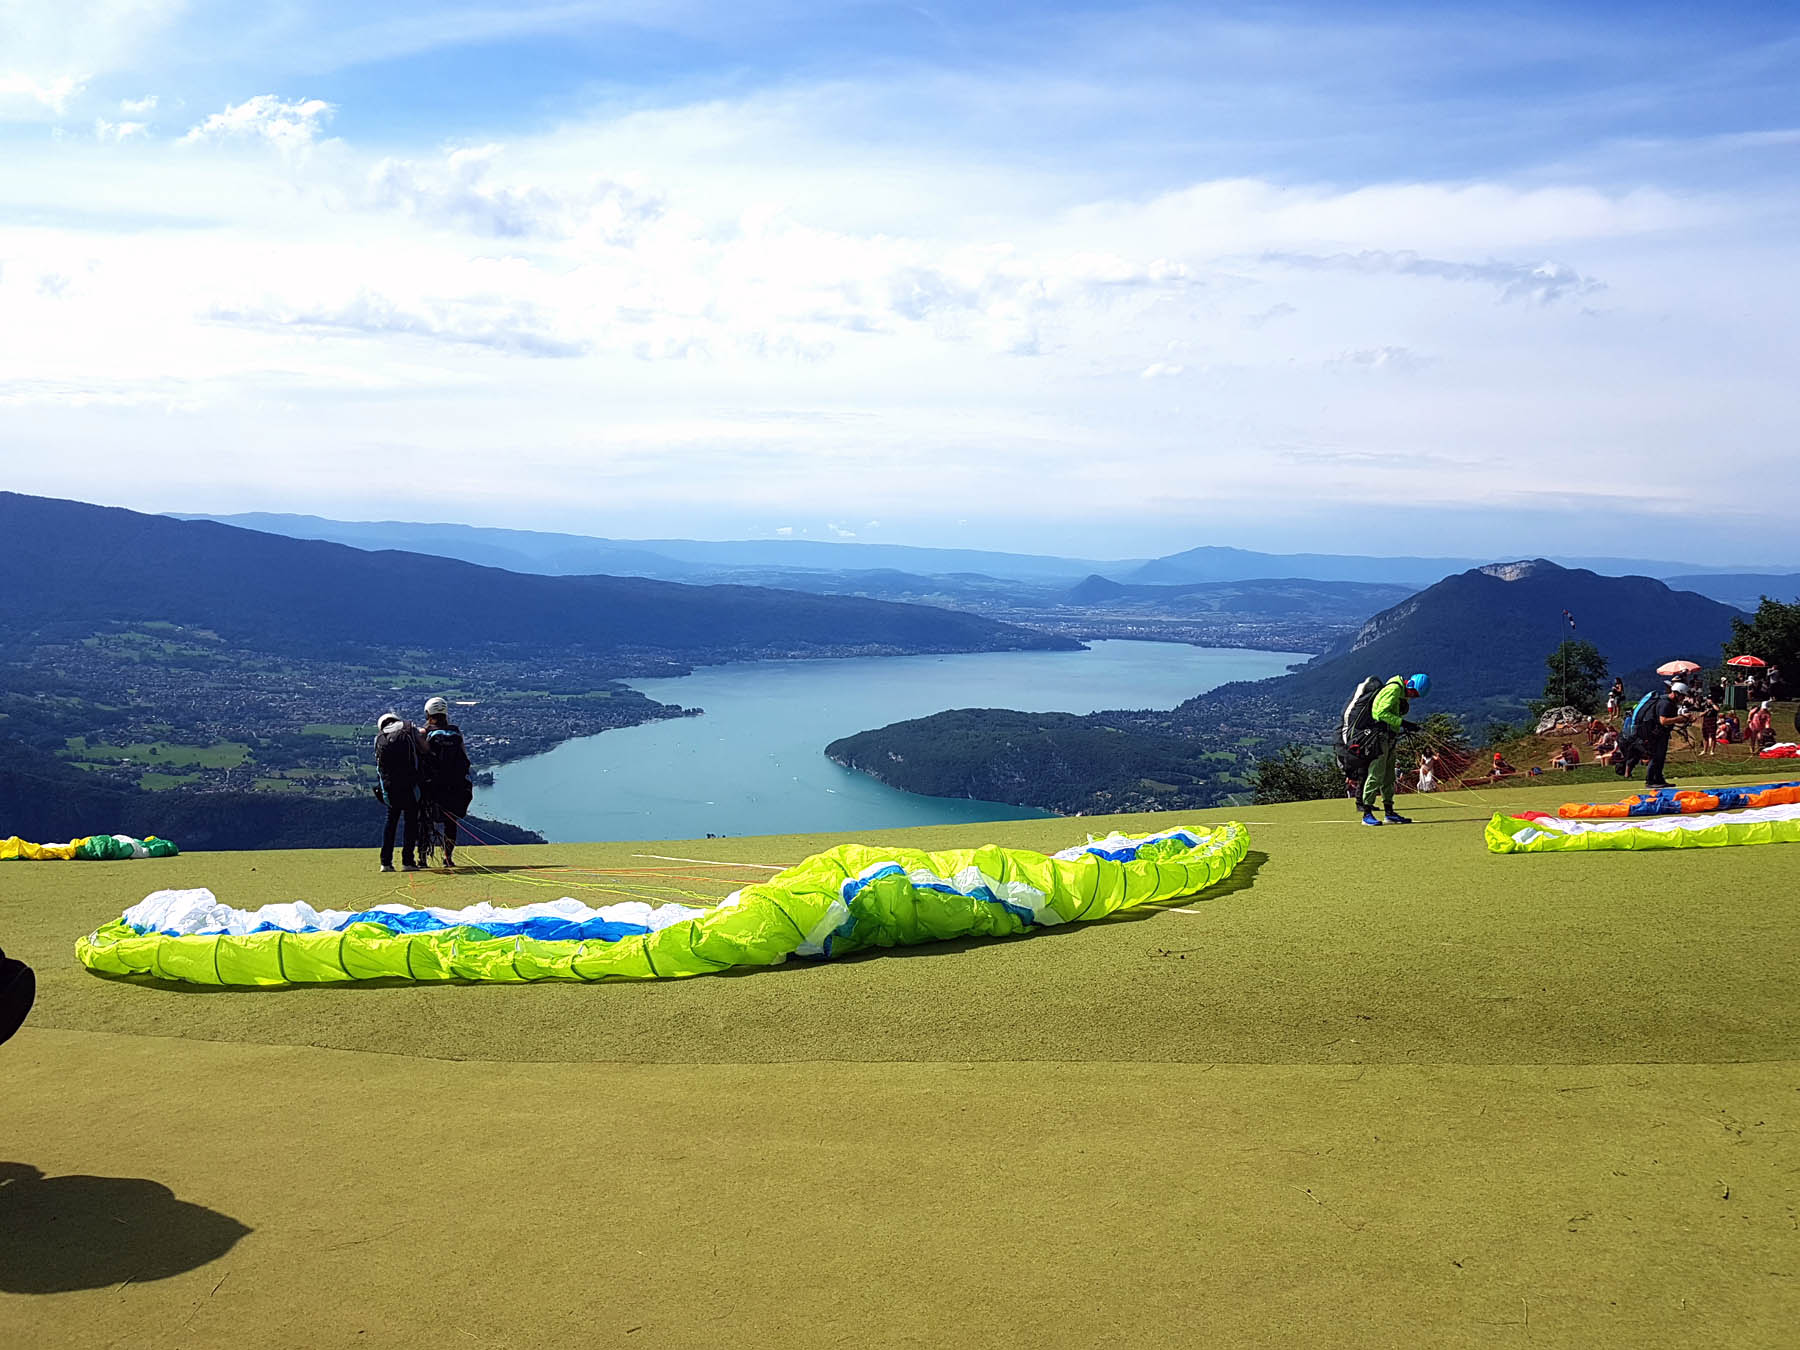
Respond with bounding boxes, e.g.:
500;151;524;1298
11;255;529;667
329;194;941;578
3;778;1797;1348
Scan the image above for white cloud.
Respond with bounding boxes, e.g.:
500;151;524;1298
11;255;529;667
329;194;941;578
0;72;86;117
120;94;158;115
180;95;335;152
1;62;1796;556
364;145;663;242
1263;250;1604;304
94;117;148;142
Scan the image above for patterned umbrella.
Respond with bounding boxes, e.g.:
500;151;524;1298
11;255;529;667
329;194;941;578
1656;660;1702;676
1726;654;1768;668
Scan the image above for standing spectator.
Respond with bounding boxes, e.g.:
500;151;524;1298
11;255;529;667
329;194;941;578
421;696;474;870
373;712;425;873
1698;696;1720;757
1747;701;1773;752
1606;677;1625;723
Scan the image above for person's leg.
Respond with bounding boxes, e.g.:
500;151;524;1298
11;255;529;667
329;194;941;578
1644;735;1669;785
401;803;421;867
442;812;459;866
381;803;402;868
1361;738;1393;819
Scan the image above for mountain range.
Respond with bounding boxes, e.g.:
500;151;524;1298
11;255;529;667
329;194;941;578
0;494;1072;664
188;511;1797;593
1204;559;1745;723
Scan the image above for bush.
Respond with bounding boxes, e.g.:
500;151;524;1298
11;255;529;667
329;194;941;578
1252;744;1347;805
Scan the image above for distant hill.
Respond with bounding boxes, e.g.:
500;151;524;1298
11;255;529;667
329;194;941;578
1060;574;1416;618
825;560;1748;815
1223;560;1743;721
0;494;1075;663
184;512;1137;585
1661;574;1800;612
1125;545;1782;589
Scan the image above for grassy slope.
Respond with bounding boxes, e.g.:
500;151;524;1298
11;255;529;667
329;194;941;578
3;779;1797;1347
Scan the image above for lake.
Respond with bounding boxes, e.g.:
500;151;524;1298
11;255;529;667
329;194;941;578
473;640;1305;842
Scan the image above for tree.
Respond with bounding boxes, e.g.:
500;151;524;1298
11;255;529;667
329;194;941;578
1534;638;1608;716
1252;744;1347;805
1401;712;1471;760
1725;597;1800;684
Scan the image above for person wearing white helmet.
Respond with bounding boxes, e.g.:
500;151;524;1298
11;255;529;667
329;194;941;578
1640;680;1693;789
372;711;425;872
421;696;473;869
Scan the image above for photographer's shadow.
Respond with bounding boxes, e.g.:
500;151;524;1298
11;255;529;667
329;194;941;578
0;1163;251;1294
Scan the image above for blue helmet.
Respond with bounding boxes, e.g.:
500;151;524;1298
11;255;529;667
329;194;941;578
1405;672;1430;697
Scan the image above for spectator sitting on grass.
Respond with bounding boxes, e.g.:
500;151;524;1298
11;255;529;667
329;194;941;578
1719;710;1741;745
1552;742;1580;770
1490;750;1517;778
1593;729;1621;766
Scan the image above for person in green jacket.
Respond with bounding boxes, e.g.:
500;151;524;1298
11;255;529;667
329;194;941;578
1361;672;1430;826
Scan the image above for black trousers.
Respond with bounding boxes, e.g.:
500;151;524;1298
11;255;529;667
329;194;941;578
1642;733;1671;786
382;801;422;866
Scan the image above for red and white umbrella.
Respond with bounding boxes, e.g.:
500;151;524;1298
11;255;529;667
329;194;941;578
1726;654;1768;669
1656;659;1701;676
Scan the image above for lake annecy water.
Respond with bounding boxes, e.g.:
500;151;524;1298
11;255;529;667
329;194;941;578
473;640;1305;842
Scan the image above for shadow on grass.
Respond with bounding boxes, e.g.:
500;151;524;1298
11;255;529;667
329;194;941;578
83;852;1270;991
0;1162;250;1294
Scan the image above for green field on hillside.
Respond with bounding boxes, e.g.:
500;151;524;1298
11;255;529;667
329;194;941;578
3;779;1796;1347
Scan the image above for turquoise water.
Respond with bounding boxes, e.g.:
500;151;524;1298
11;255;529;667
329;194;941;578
473;640;1304;842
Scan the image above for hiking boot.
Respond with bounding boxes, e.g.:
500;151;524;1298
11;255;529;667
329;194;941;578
1384;812;1413;825
402;861;420;872
379;863;395;873
1646;780;1675;789
1361;812;1382;826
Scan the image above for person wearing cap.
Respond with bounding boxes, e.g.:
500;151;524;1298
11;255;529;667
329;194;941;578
372;711;425;872
1359;672;1429;826
1640;680;1692;790
420;696;473;869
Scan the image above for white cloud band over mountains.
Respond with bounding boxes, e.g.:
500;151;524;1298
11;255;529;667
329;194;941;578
0;2;1795;558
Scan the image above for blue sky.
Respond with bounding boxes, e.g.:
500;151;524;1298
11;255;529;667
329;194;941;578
2;2;1797;562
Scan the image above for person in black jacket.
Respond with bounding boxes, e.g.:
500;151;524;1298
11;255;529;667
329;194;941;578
420;696;473;870
1641;680;1694;789
373;712;425;872
0;943;34;1048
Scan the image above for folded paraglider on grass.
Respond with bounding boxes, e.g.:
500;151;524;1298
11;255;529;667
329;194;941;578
76;824;1250;987
2;834;178;862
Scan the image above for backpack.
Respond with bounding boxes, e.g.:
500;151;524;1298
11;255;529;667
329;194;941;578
425;725;473;812
1335;675;1385;778
374;723;421;796
1621;691;1657;742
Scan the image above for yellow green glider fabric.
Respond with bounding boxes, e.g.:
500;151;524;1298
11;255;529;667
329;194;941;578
1486;803;1800;853
2;834;178;862
77;824;1249;986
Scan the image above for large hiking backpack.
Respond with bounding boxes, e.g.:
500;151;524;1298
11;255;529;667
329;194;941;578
1336;675;1386;780
1621;691;1658;743
425;725;473;814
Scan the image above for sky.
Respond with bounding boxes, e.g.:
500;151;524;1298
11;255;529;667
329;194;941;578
2;1;1797;563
